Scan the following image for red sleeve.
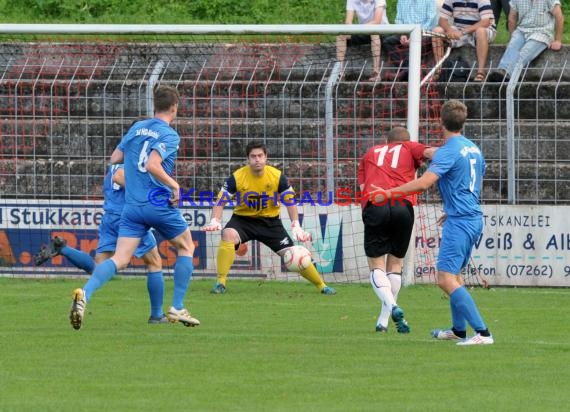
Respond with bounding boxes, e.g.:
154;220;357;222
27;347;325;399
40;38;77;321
407;141;429;168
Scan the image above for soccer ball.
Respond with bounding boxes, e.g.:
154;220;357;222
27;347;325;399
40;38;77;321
283;245;312;272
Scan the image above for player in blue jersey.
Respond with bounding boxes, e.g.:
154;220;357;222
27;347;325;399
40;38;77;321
35;164;167;324
68;85;199;330
373;100;493;345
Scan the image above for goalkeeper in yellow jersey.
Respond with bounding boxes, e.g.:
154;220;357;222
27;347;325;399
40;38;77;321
202;140;336;295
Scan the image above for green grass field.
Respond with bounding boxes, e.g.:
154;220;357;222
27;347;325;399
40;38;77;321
1;278;569;412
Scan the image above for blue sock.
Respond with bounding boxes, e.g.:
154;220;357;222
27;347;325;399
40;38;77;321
171;256;193;310
83;259;117;301
147;271;165;318
61;246;96;274
449;299;467;332
450;286;487;332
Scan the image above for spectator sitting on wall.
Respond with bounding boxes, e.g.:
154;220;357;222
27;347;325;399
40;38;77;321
432;0;496;82
488;0;564;82
382;0;438;80
336;0;389;81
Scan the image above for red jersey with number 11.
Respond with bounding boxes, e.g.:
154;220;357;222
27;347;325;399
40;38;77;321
357;141;428;207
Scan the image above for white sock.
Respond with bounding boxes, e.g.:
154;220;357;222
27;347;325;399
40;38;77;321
370;269;397;327
387;272;402;302
377;302;391;328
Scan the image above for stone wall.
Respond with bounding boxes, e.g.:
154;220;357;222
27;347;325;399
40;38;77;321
0;41;568;202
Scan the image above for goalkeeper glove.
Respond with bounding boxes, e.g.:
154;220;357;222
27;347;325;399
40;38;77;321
291;220;311;242
202;217;222;232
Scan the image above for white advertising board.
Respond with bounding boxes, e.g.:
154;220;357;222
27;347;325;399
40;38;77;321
1;199;569;286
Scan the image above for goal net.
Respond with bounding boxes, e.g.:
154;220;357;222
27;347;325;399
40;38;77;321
0;24;478;286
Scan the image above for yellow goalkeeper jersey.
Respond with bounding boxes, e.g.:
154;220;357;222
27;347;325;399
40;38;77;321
219;165;294;218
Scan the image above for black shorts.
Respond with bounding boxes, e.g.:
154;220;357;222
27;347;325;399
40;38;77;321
347;34;373;47
225;214;294;253
362;200;414;258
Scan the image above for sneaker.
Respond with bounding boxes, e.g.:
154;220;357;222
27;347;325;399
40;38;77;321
375;325;388;333
52;236;67;252
34;245;54;266
210;282;226;294
34;236;67;266
148;314;169;324
321;286;337;295
167;307;200;327
391;306;410;333
69;288;86;330
431;328;463;340
457;334;494;346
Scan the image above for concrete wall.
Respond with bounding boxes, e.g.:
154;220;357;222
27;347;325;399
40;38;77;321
0;42;568;203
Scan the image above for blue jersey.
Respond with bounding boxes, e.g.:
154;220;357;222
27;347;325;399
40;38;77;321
102;164;125;215
427;136;485;217
99;164;158;256
118;118;180;205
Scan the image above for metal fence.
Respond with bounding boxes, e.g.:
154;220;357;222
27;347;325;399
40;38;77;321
0;25;568;284
0;31;567;205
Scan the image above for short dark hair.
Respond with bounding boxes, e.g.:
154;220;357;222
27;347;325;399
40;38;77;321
387;126;410;142
245;140;267;157
153;85;180;113
441;100;467;133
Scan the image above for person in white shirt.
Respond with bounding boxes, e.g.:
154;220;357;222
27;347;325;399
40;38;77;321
336;0;389;81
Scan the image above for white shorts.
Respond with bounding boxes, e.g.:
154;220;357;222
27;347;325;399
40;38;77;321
450;25;496;48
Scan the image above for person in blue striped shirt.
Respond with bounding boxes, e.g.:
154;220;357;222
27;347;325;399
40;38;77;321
395;0;438;32
382;0;438;79
432;0;496;81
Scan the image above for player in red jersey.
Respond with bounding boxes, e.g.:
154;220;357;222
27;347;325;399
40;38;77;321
357;127;436;333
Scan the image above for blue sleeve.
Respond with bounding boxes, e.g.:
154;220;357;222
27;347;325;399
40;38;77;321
222;175;237;195
149;132;178;160
277;173;291;193
427;142;456;177
110;164;124;191
110;163;124;176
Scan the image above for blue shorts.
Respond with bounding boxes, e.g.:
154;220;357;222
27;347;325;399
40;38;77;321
437;216;483;274
97;212;157;258
119;204;188;241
